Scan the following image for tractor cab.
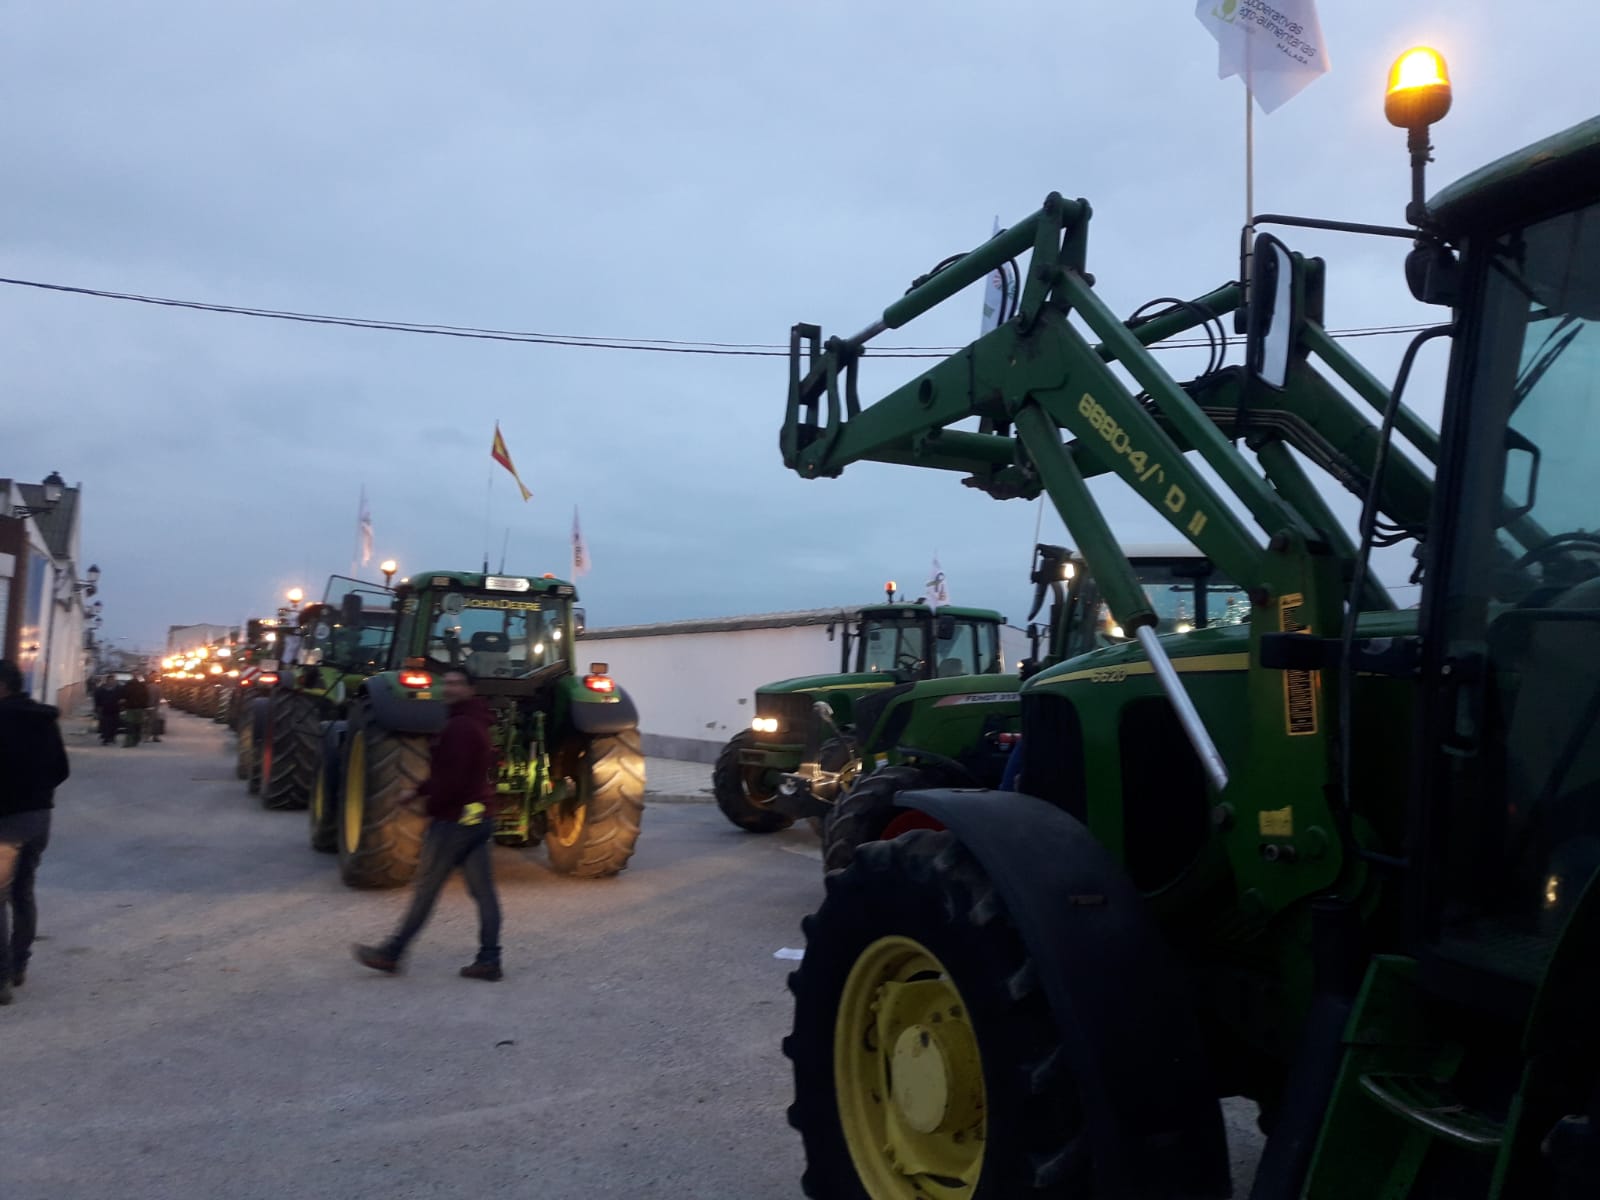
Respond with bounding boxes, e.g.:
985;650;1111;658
296;576;396;678
851;602;1004;682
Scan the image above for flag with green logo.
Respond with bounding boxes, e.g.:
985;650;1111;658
1195;0;1329;113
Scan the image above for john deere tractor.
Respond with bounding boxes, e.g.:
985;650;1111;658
327;569;644;888
816;543;1248;871
776;53;1600;1200
713;598;1007;833
257;577;395;817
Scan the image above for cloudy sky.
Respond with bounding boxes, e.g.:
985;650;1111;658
3;1;1596;650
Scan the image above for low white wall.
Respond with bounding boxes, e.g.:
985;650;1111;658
579;623;846;762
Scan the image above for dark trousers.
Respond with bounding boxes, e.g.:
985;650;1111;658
386;820;501;963
96;708;118;744
0;810;51;980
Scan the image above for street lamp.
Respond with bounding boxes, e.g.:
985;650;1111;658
11;470;67;519
287;587;304;612
380;559;398;587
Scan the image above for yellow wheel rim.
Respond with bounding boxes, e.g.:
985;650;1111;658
342;734;366;855
834;935;986;1199
548;799;586;849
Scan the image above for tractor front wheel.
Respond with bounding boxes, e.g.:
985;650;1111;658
823;765;945;873
337;704;429;888
240;698;267;793
713;729;790;833
308;726;343;854
546;729;645;878
784;830;1089;1199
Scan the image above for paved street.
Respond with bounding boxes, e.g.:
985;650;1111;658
6;708;1262;1199
4;710;820;1200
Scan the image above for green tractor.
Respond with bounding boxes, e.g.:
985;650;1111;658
817;543;1248;871
776;56;1600;1200
713;597;1007;833
327;569;644;888
256;578;396;818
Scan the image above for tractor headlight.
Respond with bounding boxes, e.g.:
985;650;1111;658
752;716;780;734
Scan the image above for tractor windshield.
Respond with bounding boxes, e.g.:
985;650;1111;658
859;618;927;676
424;592;569;678
1067;557;1248;657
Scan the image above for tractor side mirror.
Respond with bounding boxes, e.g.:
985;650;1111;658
341;592;363;626
573;607;587;636
935;613;956;641
1246;233;1296;391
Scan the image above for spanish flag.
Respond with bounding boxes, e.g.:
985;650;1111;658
490;421;532;501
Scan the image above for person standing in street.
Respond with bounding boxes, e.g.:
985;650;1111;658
144;676;164;743
353;665;503;980
118;674;150;747
92;676;120;745
0;659;71;1006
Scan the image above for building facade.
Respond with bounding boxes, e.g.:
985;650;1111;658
0;473;95;712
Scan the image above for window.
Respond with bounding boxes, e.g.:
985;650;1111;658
426;594;568;677
860;619;928;676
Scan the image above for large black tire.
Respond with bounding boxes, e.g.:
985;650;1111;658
546;729;646;878
713;729;791;833
240;698;267;793
308;725;342;853
822;764;939;873
784;830;1091;1198
337;702;429;889
261;690;320;811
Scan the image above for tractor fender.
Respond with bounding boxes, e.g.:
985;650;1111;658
360;683;446;736
567;683;639;735
897;787;1231;1199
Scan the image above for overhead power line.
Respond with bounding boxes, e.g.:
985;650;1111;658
0;275;1435;358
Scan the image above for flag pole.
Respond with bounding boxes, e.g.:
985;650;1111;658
483;464;493;576
1237;41;1257;334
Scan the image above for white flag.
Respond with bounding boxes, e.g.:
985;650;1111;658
979;217;1005;335
925;554;950;611
1195;0;1329;114
357;485;373;566
571;506;590;577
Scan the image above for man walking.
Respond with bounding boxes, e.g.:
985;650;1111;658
0;660;71;1005
353;665;503;980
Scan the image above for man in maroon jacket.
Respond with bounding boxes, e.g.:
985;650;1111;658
353;666;503;980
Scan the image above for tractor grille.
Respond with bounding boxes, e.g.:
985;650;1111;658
754;692;813;741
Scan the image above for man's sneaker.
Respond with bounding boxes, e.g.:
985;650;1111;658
11;967;25;988
352;944;400;974
459;960;503;982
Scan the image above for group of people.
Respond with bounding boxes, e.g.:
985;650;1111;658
0;655;503;1010
91;673;162;746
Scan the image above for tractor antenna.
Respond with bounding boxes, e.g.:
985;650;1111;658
498;528;510;574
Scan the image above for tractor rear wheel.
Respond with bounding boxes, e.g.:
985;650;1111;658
337;703;429;889
823;765;944;873
261;690;319;811
714;729;791;833
546;729;645;878
784;830;1090;1199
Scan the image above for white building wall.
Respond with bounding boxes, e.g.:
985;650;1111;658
579;623;849;762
